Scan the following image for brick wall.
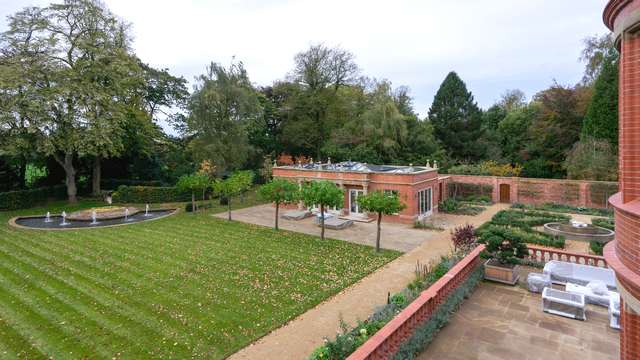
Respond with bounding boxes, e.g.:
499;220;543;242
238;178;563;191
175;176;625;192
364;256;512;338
603;1;640;358
620;31;640;203
448;175;617;209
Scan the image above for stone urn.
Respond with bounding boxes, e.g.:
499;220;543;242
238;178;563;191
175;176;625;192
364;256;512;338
484;259;519;285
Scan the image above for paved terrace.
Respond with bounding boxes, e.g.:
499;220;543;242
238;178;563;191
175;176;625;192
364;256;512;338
215;204;493;252
419;274;619;360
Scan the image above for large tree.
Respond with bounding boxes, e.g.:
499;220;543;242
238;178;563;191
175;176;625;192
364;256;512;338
428;72;484;162
581;51;619;147
291;44;359;159
580;33;615;85
525;84;584;178
186;61;259;175
0;0;145;202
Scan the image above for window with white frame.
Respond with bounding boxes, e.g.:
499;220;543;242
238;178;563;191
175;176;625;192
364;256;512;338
418;188;432;215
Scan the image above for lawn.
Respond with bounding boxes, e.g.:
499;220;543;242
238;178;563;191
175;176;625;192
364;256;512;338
0;198;399;359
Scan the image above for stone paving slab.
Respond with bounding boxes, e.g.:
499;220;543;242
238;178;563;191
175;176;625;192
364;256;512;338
418;277;619;360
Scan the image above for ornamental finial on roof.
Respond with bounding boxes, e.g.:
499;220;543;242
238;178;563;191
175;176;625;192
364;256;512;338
327;157;331;164
433;160;438;169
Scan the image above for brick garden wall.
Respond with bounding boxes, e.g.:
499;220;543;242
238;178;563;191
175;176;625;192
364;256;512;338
448;175;618;209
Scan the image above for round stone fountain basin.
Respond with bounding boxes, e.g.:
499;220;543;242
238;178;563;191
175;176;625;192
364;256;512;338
543;222;614;243
66;206;140;221
10;209;176;230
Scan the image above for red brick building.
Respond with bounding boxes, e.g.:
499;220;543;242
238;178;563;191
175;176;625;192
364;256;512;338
272;161;447;224
604;1;640;359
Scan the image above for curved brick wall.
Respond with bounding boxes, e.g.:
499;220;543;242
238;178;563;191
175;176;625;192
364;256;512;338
604;1;640;359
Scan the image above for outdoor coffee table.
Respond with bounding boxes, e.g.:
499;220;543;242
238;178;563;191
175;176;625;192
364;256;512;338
542;287;586;320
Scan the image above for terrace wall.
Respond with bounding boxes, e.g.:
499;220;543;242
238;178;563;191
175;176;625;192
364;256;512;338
346;245;485;360
447;175;617;209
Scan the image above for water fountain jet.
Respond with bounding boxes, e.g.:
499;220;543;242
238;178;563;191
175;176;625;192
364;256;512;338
60;211;69;226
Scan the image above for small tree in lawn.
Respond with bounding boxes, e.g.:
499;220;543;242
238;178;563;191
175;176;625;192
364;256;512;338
213;171;253;220
301;181;343;241
257;179;300;230
357;191;406;252
177;173;211;212
234;170;255;203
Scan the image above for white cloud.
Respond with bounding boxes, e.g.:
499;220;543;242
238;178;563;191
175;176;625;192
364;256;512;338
2;0;610;131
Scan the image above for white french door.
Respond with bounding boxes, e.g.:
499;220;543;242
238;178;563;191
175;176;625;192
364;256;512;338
349;189;364;214
418;188;433;217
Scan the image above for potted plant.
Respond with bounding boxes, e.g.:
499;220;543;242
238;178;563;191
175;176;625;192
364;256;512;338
481;230;528;285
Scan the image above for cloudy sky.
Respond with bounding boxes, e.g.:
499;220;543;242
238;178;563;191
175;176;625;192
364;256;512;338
2;0;609;132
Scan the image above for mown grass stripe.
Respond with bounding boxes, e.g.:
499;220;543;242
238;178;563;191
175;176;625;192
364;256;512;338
0;239;198;357
0;314;47;359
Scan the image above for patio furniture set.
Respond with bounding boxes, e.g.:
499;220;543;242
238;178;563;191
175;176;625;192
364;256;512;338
281;209;354;230
527;260;620;329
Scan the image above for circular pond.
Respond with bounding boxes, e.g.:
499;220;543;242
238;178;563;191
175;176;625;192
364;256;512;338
543;221;614;243
10;208;176;230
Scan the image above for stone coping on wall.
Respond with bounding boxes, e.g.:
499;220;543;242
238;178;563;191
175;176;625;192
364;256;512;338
447;174;618;185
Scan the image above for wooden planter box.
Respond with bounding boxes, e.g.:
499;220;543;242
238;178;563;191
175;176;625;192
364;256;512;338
484;259;519;285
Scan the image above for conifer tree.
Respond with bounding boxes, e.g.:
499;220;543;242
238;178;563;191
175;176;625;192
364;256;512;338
428;72;484;162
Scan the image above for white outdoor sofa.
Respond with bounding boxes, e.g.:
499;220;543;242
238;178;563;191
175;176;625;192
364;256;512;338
565;282;618;307
542;287;586;320
543;260;617;290
609;293;621;330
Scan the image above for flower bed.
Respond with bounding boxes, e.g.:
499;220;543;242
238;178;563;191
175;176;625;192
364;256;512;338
512;202;613;217
476;209;567;249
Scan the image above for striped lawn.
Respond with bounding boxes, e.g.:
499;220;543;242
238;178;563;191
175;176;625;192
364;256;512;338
0;200;399;359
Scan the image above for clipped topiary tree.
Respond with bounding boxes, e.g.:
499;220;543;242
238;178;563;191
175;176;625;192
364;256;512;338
212;171;253;220
257;178;300;230
300;181;343;241
483;233;528;265
176;173;211;213
357;191;406;252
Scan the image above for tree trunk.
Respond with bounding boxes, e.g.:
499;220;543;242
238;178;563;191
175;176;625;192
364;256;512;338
92;156;101;197
275;202;279;230
19;157;27;189
227;198;232;221
320;204;325;240
59;153;77;204
376;212;382;252
192;192;196;213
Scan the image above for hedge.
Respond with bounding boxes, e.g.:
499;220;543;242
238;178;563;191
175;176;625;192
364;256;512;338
101;178;165;190
0;185;67;210
477;223;565;249
592;217;615;231
512;202;614;217
112;185;191;204
490;209;570;228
